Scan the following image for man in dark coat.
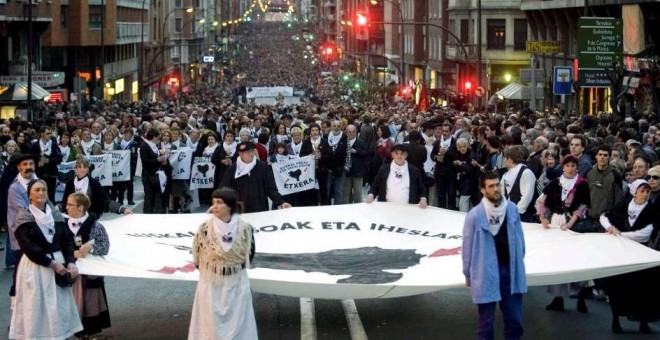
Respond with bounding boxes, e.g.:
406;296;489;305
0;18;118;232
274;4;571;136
342;124;369;203
220;141;292;213
366;144;428;208
139;128;170;214
31;126;62;202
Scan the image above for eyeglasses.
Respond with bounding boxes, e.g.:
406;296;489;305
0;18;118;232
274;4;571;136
647;176;660;181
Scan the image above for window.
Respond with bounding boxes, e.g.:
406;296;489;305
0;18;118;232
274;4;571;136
449;19;455;43
175;0;182;8
460;19;469;44
514;19;528;51
175;18;183;33
89;14;102;29
487;19;506;50
61;6;67;27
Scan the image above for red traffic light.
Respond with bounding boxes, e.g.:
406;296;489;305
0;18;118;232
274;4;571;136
357;13;368;26
167;77;180;86
326;47;334;55
464;81;472;91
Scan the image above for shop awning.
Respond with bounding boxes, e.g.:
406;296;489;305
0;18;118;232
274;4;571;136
495;82;525;100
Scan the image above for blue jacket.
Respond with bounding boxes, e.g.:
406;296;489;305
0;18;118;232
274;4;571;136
7;179;30;250
462;200;527;304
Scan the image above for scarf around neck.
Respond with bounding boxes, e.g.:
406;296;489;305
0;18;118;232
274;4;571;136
74;175;90;194
68;212;89;236
29;204;55;243
235;155;257;179
213;214;239;252
559;174;579;201
80;139;95;154
628;200;648;227
482;196;507;235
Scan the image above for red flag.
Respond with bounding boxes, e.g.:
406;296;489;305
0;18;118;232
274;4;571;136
417;82;430;112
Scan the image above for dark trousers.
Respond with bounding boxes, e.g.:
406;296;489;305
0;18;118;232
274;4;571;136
44;177;57;203
436;174;457;210
126;177;134;202
142;175;163;214
477;265;523;340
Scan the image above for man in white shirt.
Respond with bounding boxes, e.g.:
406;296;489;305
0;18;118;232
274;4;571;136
501;145;537;222
366;144;427;208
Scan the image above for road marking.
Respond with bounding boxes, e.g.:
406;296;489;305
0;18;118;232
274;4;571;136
341;299;368;340
300;298;317;340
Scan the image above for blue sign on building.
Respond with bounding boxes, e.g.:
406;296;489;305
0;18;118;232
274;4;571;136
553;66;573;95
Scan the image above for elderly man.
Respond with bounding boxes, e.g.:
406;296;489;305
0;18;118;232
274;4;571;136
220;141;291;213
343;124;369;204
366;144;427;208
7;154;38;303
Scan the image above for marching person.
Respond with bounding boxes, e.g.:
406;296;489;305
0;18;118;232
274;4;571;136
7;153;39;300
462;171;527;340
220;141;291;213
63;157;132;218
599;179;660;333
188;187;257;339
140;128;170;214
65;193;112;338
10;179;83;339
366;144;428;208
343;124;369;204
31;126;63;202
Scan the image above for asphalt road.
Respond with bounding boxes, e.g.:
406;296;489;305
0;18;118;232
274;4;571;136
1;180;657;339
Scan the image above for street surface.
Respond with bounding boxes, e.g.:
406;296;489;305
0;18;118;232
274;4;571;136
1;180;657;339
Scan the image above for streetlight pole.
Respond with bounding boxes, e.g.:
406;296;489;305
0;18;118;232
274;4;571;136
370;0;404;84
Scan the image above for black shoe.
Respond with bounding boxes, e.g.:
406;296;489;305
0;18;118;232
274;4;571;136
640;322;651;333
612;317;623;333
128;201;135;205
577;297;588;313
545;297;565;311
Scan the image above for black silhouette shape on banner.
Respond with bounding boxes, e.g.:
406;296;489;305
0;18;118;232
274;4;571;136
253;246;423;284
288;169;302;181
58;170;75;183
197;164;210;177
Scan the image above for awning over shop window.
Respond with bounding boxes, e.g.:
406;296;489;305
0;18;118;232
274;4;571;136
495;82;526;100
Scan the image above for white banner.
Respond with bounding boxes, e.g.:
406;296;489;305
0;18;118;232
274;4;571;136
271;155;316;195
246;86;294;98
86;154;113;187
170;148;193;180
55;161;76;203
77;204;660;300
189;157;215;190
107;150;131;182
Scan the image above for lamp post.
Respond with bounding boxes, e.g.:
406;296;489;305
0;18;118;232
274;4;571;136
153;7;192;99
370;0;405;84
179;17;205;95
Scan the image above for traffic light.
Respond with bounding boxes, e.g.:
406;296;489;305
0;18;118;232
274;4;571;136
357;13;368;26
167;76;179;87
464;81;472;92
325;47;334;55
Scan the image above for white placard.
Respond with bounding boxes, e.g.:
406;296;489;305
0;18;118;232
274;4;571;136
271;155;316;195
189;157;216;190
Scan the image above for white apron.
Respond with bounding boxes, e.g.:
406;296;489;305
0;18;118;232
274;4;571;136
188;269;258;340
9;251;83;340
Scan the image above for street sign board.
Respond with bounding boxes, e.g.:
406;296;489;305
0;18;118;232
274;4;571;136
474;85;486;98
526;41;561;54
553;66;573;95
578;70;611;88
203;56;215;63
577;17;622;87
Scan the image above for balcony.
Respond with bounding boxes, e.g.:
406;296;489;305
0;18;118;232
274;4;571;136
116;22;150;45
117;0;149;9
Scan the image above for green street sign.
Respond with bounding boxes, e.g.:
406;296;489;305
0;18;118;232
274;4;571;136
578;17;623;70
